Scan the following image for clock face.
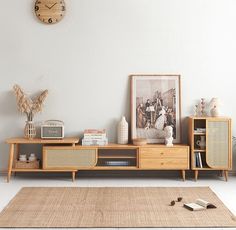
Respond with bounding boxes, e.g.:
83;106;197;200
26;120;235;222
35;0;66;24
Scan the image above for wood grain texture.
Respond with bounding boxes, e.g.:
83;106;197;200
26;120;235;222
6;137;79;144
35;0;66;24
140;147;188;159
140;158;188;169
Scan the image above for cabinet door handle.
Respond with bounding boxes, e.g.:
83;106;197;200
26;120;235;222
161;162;164;165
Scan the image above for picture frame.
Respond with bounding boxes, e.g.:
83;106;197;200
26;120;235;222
130;74;181;143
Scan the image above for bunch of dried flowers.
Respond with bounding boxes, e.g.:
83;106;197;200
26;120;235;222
13;84;48;121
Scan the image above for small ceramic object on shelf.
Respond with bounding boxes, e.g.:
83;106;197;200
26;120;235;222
199;98;207;117
209;98;220;117
194;104;199;116
29;153;36;162
133;138;147;146
117;116;128;144
19;154;27;162
164;126;173;147
196;136;206;150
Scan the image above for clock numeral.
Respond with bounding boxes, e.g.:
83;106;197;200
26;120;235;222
61;6;65;11
35;6;39;11
48;18;53;23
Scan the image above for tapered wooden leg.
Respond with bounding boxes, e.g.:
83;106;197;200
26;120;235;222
181;170;186;181
194;170;198;181
219;170;223;177
7;144;15;183
72;171;76;182
224;170;228;182
13;144;19;177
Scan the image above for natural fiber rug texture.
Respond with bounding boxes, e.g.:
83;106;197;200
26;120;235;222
0;187;235;228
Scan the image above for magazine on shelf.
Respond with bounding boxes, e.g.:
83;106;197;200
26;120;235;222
105;161;129;166
195;152;202;168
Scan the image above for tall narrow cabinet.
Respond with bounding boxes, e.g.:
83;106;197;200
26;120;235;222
189;117;232;181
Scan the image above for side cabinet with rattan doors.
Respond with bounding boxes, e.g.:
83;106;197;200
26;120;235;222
43;146;97;180
188;117;232;181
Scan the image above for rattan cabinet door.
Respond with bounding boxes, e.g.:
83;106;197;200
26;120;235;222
206;120;229;168
43;148;97;169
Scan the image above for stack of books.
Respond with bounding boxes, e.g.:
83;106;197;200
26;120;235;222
82;129;108;146
194;128;206;134
195;152;203;168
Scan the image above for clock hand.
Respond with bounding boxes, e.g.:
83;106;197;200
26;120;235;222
49;3;57;9
45;4;50;9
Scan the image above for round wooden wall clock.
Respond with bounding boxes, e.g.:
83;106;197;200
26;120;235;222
35;0;66;24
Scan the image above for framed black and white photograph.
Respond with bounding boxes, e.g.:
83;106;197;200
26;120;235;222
130;74;181;143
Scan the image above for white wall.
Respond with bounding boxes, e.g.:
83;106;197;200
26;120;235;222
0;0;236;170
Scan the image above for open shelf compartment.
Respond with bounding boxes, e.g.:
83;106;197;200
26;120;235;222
96;149;138;167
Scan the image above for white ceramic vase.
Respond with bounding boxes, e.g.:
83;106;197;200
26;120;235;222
117;116;128;144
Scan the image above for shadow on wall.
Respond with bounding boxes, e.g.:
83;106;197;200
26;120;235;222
0;90;19;171
0;143;9;171
0;90;17;117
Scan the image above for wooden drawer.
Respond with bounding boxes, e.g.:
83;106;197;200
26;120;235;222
43;147;97;169
140;158;188;169
140;147;188;159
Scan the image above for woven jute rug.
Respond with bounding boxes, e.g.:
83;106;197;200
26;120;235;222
0;187;235;228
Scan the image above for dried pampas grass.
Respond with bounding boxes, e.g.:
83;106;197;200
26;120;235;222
13;84;48;121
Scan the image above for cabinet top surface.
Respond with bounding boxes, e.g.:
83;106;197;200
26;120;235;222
189;116;231;120
44;143;189;149
6;137;80;144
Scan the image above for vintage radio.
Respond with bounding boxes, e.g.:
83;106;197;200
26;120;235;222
41;120;64;139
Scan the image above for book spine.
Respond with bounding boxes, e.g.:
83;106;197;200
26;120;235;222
82;139;108;146
195;153;199;168
84;129;106;134
183;204;194;211
83;137;108;141
83;135;107;140
198;152;203;168
82;143;108;146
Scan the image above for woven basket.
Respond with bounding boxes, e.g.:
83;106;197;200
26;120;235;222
15;160;40;169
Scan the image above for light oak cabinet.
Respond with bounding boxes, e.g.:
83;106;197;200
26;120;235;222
5;137;190;182
42;144;189;181
189;117;232;181
139;146;189;180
